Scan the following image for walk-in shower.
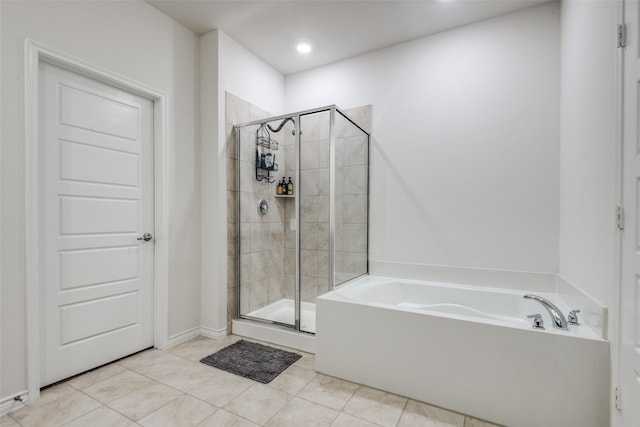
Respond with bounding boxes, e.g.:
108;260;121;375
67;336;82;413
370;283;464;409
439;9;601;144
233;105;369;337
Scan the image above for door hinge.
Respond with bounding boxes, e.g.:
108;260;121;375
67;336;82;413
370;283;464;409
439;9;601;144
614;385;622;410
617;24;627;48
617;206;625;230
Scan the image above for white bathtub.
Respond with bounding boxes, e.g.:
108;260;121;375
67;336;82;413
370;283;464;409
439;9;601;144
316;275;609;427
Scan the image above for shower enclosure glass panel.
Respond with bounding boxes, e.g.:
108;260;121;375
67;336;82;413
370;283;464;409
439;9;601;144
235;106;369;335
238;117;295;327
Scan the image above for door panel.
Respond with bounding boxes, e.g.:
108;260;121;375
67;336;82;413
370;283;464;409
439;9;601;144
39;62;154;386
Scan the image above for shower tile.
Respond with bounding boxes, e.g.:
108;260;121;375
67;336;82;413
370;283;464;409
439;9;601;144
284;144;295;171
284;249;295;275
344;252;367;276
318;251;329;279
240;128;256;162
317;111;331;140
316;278;330;296
284;274;295;300
344;194;368;224
301;141;319;170
251;223;270;252
343;105;372;134
285;229;296;250
335;138;345;167
268;276;285;303
318;168;330;196
318;223;329;250
265;397;338;427
398;400;464;427
335;194;345;224
239;193;252;223
301;196;319;223
343;165;367;195
227;287;237;322
249;279;269;311
239;161;253;193
318;139;330;168
269;248;285;276
301;249;319;277
343;224;367;253
251;252;271;282
335;224;345;252
344;135;368;166
301;222;319;250
240;284;250;315
226;93;250;126
227;256;237;288
240;254;253;282
227;224;237;256
300;170;319;196
226;157;237;191
227;191;238;224
250;104;271;122
301;276;317;302
269;222;284;250
226;125;238;159
318;196;330;222
343;386;406;427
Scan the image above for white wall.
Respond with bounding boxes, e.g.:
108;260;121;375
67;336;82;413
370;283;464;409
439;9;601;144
558;0;618;312
0;0;200;399
200;30;284;336
286;3;561;281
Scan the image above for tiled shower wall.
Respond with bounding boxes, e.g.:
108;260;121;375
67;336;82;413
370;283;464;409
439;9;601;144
226;92;371;329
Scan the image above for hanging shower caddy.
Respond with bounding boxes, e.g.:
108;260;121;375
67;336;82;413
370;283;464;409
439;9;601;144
255;124;279;182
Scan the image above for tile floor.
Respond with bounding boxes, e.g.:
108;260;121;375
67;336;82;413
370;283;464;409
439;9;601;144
1;335;501;427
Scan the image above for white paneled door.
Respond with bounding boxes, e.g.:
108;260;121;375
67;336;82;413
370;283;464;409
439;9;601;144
621;0;640;425
39;63;154;386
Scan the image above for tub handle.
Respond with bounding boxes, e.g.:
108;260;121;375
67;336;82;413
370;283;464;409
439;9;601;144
527;314;545;330
567;310;580;326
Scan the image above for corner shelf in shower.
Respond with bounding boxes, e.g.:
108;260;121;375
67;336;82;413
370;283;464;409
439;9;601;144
275;195;295;198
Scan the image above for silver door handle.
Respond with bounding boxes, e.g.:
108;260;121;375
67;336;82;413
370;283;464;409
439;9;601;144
137;233;153;242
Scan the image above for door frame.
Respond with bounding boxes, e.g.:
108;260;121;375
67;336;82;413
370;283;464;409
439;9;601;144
23;39;170;401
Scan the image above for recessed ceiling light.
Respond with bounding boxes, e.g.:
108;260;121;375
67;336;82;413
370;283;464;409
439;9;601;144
296;42;313;54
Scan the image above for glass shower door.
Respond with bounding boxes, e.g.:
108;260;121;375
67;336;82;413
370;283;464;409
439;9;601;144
237;117;295;327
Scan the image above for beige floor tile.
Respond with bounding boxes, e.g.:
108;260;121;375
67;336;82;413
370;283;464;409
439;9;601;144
464;417;502;427
298;374;359;410
11;391;101;427
267;369;317;395
197;409;259;427
107;382;182;421
331;413;380;427
343;386;407;427
19;383;76;411
187;370;254;407
167;338;226;361
83;370;153;404
265;397;338;427
126;352;187;380
157;366;218;392
0;415;19;426
68;363;127;390
224;383;290;425
61;405;134;427
398;400;464;427
293;353;316;370
116;349;165;370
138;395;217;427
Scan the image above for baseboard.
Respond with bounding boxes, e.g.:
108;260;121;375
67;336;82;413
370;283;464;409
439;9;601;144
369;260;556;292
200;326;227;340
0;391;27;416
166;327;201;349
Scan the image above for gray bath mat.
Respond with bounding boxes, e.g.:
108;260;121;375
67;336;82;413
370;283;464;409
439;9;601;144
200;340;301;384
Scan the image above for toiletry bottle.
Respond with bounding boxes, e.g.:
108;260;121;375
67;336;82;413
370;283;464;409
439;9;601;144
276;179;283;195
287;177;293;195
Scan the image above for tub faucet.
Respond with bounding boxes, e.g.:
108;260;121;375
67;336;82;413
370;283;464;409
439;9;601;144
524;295;568;330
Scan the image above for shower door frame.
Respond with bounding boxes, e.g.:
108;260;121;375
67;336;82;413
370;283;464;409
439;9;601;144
234;104;370;333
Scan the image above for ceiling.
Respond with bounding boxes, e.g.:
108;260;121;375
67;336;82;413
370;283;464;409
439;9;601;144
148;0;549;75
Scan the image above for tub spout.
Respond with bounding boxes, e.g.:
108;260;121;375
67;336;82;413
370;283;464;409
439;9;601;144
523;295;568;330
